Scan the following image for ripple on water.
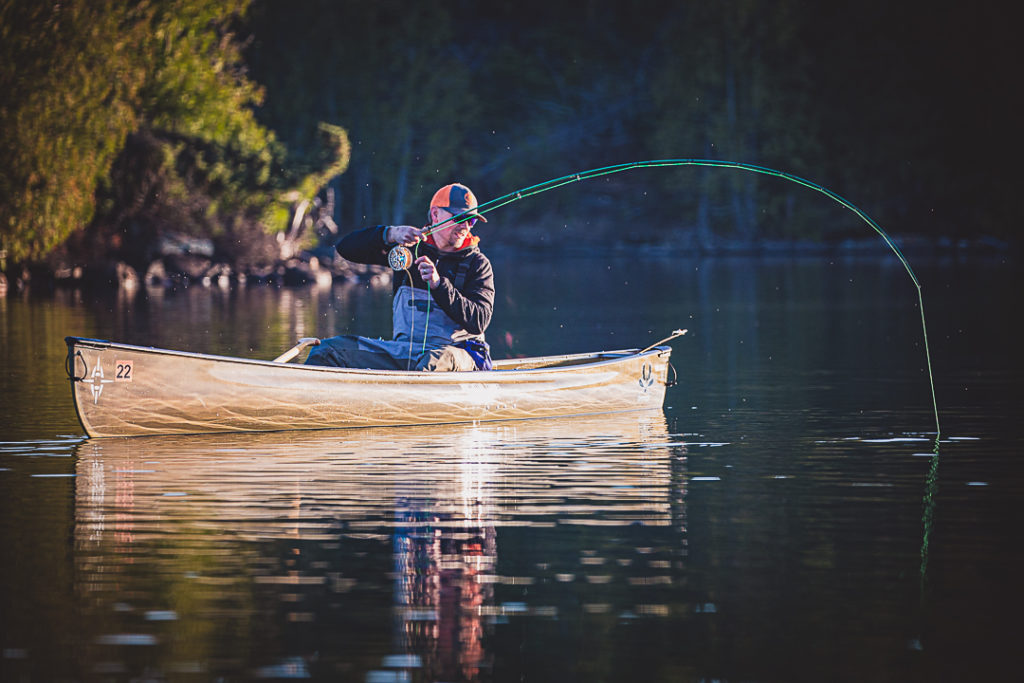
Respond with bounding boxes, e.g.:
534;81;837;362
95;634;158;646
0;437;84;481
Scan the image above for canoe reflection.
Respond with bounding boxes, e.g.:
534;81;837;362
73;413;686;681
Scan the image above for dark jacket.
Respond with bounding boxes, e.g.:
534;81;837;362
336;225;494;336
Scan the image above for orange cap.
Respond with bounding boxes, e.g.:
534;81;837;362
430;183;487;222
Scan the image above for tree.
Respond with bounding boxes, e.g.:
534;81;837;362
0;0;349;268
0;0;144;263
646;2;828;243
247;0;473;230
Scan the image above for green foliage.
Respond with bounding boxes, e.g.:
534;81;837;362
2;0;1013;265
1;0;349;267
0;0;144;262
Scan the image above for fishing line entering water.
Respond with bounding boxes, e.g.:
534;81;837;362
418;159;940;439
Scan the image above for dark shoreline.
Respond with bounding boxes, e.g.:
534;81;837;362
1;233;1014;297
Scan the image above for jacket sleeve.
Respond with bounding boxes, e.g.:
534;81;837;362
335;225;390;267
430;256;494;336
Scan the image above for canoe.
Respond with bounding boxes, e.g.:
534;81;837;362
65;336;675;438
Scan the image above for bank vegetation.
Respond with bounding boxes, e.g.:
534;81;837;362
1;0;1016;293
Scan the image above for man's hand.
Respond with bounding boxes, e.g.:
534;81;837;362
415;255;440;287
386;225;423;246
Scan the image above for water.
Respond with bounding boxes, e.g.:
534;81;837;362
1;251;1021;681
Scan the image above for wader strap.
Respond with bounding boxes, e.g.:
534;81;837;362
453;261;470;291
393;285;461;346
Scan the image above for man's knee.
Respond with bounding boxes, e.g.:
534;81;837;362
304;344;338;366
304;336;358;367
415;346;476;372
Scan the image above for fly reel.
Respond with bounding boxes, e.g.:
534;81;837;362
388;245;414;271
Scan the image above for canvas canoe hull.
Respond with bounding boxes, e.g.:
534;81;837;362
65;337;673;438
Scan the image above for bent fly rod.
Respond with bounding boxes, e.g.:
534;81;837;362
396;159;940;440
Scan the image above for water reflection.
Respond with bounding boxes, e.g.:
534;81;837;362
918;441;941;597
73;413;686;680
8;255;1017;679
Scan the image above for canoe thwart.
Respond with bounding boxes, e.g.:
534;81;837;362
273;337;322;364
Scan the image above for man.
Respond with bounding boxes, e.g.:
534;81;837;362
305;183;493;371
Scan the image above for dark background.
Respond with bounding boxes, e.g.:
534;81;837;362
245;0;1023;244
2;0;1020;272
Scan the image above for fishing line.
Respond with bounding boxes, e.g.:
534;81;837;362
422;282;432;356
404;263;415;370
405;159;940;438
387;240;433;369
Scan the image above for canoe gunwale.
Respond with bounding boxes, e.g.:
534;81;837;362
65;336;669;379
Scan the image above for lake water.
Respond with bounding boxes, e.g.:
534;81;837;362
1;250;1020;681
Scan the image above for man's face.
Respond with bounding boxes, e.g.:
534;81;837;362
431;207;475;252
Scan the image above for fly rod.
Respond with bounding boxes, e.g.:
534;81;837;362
398;159;940;439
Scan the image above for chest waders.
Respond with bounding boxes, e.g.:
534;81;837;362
392;261;482;349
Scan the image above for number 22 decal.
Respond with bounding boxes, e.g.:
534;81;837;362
115;360;133;382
